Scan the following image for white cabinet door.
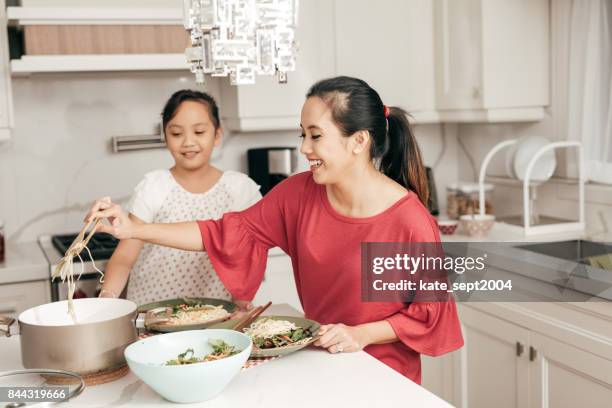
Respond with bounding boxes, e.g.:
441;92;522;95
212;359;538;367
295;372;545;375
334;0;437;121
434;0;482;111
219;0;335;132
421;352;457;405
434;0;549;122
253;252;302;312
0;0;14;141
0;280;51;318
456;305;530;408
529;332;612;408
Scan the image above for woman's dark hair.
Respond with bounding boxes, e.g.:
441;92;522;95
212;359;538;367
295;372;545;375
306;76;429;206
161;89;221;131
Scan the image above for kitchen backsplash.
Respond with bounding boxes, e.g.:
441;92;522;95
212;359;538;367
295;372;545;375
0;72;457;243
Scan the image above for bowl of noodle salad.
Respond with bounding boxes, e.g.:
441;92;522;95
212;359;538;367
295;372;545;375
125;329;251;403
138;297;236;332
212;316;320;358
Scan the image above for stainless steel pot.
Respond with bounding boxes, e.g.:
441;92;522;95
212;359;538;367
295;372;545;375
0;298;138;375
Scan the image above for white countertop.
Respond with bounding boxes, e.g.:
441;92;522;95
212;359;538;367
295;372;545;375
0;304;451;408
441;221;587;243
0;241;49;285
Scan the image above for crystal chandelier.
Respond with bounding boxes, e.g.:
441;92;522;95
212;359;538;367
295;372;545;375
182;0;299;85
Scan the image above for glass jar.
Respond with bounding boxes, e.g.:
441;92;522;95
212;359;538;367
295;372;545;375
0;219;4;263
446;182;494;220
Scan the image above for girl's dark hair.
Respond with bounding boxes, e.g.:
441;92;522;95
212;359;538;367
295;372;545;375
306;76;429;206
162;89;221;130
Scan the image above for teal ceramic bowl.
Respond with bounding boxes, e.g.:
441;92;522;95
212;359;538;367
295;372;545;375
124;329;252;403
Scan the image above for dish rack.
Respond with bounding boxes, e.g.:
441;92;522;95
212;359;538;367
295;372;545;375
478;139;585;236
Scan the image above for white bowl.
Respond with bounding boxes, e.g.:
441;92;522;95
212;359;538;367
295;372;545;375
437;219;459;235
513;136;556;182
124;329;252;403
459;214;496;237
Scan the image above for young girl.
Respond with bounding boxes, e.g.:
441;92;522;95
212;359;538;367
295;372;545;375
89;77;463;383
98;90;261;305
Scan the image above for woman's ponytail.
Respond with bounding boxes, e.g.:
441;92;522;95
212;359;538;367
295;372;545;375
380;107;429;206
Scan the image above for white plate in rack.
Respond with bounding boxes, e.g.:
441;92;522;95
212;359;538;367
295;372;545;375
513;136;556;182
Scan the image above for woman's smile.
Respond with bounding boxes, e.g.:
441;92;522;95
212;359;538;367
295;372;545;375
309;159;323;170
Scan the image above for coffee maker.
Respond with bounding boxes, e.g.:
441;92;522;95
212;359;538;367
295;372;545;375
247;147;298;195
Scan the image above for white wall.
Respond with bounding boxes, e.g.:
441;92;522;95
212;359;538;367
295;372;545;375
0;71;455;243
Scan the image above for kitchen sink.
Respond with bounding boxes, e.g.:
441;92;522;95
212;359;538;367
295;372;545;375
518;240;612;267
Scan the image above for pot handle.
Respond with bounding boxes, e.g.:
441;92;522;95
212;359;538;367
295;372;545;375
134;312;146;330
0;315;17;337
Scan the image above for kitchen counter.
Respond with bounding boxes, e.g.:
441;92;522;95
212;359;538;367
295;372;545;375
441;221;587;243
0;241;49;285
0;304;451;408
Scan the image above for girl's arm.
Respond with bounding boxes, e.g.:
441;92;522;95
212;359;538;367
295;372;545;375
87;198;204;252
98;214;145;298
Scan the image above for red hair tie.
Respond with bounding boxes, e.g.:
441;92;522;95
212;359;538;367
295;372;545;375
383;105;390;118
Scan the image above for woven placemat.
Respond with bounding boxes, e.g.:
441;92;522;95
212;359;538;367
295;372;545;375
43;364;129;386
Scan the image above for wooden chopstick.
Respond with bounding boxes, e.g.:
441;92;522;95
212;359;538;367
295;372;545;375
231;306;261;331
232;301;272;332
66;217;100;255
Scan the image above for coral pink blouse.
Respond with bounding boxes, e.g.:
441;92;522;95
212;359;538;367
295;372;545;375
197;172;463;383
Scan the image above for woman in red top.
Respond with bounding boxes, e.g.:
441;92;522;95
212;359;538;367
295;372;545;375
88;76;463;383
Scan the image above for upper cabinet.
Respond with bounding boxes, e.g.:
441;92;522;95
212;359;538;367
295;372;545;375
219;0;335;132
434;0;550;122
4;0;550;130
0;1;14;141
334;0;438;123
333;0;549;124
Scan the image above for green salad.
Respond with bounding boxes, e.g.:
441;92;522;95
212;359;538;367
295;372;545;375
165;339;240;365
244;318;313;349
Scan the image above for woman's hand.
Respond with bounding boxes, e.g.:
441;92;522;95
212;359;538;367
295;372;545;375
313;323;370;353
86;197;135;240
230;299;254;320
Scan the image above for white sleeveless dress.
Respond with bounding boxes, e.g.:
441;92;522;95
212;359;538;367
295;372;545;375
125;169;261;305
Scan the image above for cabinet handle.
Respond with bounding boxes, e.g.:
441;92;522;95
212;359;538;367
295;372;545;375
529;346;537;361
516;341;524;357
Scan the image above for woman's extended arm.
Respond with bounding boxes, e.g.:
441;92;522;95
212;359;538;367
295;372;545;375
87;198;204;252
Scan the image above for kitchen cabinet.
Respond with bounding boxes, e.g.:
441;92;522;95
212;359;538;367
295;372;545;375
529;332;612;408
219;0;335;132
433;0;549;122
445;304;612;408
0;1;14;141
455;305;530;408
7;6;188;75
421;353;456;404
253;251;302;312
333;0;438;123
0;280;51;318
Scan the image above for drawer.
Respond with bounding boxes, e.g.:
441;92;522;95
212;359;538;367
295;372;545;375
0;280;51;318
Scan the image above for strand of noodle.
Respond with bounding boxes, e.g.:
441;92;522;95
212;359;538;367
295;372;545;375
76;250;85;280
82;244;105;283
53;231;104;322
